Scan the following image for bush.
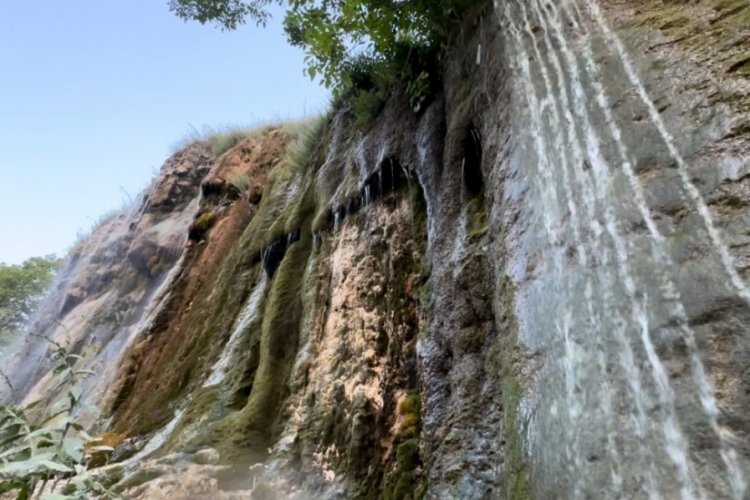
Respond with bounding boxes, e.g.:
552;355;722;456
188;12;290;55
352;89;387;129
170;0;484;108
0;340;119;499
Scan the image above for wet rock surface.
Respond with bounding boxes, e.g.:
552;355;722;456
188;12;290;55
7;0;750;499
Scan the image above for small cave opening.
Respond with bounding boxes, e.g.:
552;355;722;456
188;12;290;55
379;157;404;194
360;157;407;205
462;126;484;196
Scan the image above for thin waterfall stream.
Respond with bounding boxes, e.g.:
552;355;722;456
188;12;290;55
4;1;747;497
499;0;749;497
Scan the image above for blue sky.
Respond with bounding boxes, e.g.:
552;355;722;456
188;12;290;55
0;1;329;265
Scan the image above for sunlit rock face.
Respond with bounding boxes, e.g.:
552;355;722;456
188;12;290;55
8;0;750;498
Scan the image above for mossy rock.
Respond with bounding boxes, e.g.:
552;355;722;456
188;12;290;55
382;438;423;500
188;211;217;241
726;53;750;75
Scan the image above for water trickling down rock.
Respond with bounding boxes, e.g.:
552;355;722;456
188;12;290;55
6;1;750;498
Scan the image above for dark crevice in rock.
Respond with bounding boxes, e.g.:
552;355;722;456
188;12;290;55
201;178;241;202
260;229;301;278
463;126;483;197
324;157;412;234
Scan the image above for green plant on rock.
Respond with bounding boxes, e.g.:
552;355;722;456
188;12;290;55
188;212;217;242
352;88;387;129
382;393;424;500
168;0;484;111
0;339;119;499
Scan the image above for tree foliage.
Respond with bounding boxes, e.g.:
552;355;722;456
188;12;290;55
168;0;277;29
0;257;60;345
167;0;480;102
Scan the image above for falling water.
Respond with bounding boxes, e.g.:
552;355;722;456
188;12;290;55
532;2;695;496
333;210;341;233
203;275;267;388
498;0;748;497
128;408;186;462
580;0;750;308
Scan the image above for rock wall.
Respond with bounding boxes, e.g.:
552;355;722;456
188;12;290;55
8;0;750;498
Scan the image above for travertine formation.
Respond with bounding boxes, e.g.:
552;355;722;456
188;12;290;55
7;0;750;498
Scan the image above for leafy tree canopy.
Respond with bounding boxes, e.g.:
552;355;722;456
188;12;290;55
168;0;278;30
0;256;60;343
168;0;479;97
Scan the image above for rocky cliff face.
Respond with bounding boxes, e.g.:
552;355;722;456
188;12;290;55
8;0;750;498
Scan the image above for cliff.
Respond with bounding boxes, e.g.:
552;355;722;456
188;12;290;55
5;0;750;498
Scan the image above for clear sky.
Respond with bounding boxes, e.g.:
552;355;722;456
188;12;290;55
0;1;329;265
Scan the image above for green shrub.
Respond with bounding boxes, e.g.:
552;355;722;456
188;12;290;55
0;340;120;498
352;89;387;129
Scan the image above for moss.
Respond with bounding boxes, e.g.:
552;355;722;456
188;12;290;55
188;211;216;241
491;279;532;500
382;392;424;500
399;394;420;417
466;190;489;240
726;52;750;74
634;0;750;61
713;0;750;22
217;224;313;460
110;122;330;443
162;386;221;452
236;119;328;258
636;9;690;31
383;438;421;500
502;376;532;500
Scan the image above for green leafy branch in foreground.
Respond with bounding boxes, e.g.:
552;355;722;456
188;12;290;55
0;338;118;499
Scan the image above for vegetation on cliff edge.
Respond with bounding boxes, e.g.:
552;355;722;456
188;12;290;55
169;0;484;114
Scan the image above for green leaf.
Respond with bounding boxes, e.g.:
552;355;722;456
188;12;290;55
22;400;42;411
39;460;73;473
24;427;55;440
0;452;56;475
68;387;82;404
62;437;84;462
0;444;32;459
54;368;71;383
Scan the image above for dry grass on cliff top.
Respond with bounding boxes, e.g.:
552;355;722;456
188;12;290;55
170;116;325;159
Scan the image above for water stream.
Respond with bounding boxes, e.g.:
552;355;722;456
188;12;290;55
499;0;748;497
203;274;268;388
